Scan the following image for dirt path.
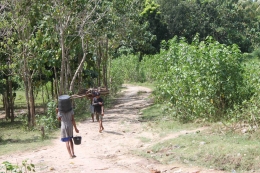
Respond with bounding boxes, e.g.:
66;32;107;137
0;84;226;173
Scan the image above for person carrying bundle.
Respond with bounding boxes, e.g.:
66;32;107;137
92;92;104;132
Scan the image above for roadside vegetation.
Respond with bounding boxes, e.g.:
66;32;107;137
110;36;260;172
1;0;260;172
137;103;260;172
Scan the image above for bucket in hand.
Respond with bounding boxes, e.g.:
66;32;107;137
73;136;82;145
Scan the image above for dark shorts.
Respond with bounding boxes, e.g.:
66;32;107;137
61;137;73;142
95;112;103;121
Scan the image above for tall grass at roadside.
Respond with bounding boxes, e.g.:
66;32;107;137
10;90;48;108
137;103;260;172
0;90;95;157
139;129;260;172
140;104;202;134
0;121;58;156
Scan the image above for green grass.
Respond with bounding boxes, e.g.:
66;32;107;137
0;90;48;109
136;103;260;172
0;113;89;157
3;84;260;172
0;121;59;156
140;104;201;134
138;130;260;172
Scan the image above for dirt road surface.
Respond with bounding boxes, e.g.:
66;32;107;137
0;84;226;173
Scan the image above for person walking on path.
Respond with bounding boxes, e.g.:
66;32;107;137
87;91;96;122
57;109;79;159
93;92;104;132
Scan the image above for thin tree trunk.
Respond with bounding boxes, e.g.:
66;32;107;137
98;41;102;87
8;79;14;122
59;32;66;95
41;82;45;106
103;36;108;89
65;49;69;93
23;50;35;127
4;91;10;120
54;67;59;98
51;79;54;99
24;76;31;125
2;95;5;111
28;77;35;126
45;83;50;101
69;39;88;92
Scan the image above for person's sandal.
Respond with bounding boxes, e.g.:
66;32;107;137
70;155;76;159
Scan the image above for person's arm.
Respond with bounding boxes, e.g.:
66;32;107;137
101;106;104;115
71;115;79;133
99;98;104;115
56;109;61;121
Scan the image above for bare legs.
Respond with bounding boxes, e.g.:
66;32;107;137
95;112;103;132
66;139;76;158
91;113;94;122
96;114;99;122
99;119;104;133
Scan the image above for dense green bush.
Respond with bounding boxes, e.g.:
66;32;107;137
36;101;59;132
110;35;259;124
226;58;260;127
140;36;253;122
73;98;87;116
109;54;145;94
109;57;125;94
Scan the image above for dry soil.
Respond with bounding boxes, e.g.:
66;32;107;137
0;84;226;173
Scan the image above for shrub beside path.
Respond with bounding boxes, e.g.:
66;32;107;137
0;84;226;173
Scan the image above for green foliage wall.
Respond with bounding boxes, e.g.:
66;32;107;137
109;54;145;94
227;58;260;126
141;36;253;122
110;35;260;124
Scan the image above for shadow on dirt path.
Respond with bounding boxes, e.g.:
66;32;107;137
0;84;226;173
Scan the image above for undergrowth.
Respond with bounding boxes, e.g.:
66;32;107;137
137;103;260;173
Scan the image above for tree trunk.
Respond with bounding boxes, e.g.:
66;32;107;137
54;67;59;98
4;78;10;120
8;79;14;122
59;32;66;95
51;79;54;99
103;36;108;89
4;92;10;120
28;77;35;126
23;52;35;127
65;48;70;93
97;41;102;87
41;81;45;105
24;77;31;125
45;83;50;101
69;38;88;92
2;95;5;111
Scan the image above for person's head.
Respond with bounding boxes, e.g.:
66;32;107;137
95;92;100;97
